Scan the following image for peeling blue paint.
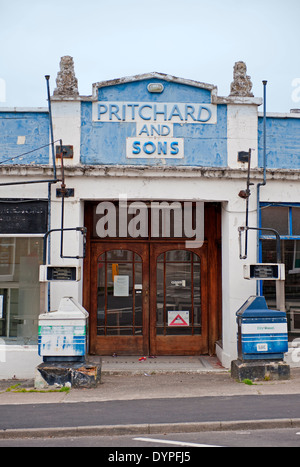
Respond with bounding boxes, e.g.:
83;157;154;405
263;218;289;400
0;111;49;165
98;78;212;103
258;116;300;169
81;79;228;167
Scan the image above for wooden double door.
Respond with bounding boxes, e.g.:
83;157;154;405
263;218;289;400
89;241;208;356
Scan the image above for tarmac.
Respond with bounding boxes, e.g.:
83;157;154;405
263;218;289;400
1;356;300;439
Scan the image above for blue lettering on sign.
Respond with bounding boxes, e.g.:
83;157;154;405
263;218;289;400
151;125;160;136
197;106;212;122
139;105;152;120
161;125;170;136
154;104;168;121
170;142;179;155
138;124;171;136
128;104;139;120
185;105;196;121
91;100;220;161
95;102;216;124
143;141;156;155
139;125;149;136
168;105;184;121
98;104;108;120
132;141;141;154
157;141;167;155
109;104;121;121
128;139;183;158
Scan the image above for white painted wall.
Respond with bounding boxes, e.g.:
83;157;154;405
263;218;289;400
51;99;81;166
0;343;42;379
227;104;259;168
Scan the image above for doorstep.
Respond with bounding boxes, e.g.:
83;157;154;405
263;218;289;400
87;355;226;375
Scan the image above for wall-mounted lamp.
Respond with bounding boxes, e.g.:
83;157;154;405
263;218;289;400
147;83;164;93
238;189;250;199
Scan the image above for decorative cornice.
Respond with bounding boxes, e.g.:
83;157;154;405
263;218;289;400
0;165;299;181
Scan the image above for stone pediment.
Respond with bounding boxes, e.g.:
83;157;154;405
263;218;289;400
92;72;218;99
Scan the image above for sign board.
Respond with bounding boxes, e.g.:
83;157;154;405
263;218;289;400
92;101;217;159
168;311;189;327
39;265;81;282
243;264;285;281
0;200;48;234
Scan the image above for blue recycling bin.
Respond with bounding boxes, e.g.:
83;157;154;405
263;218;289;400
236;296;288;361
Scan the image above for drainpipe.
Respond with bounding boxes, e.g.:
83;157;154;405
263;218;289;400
45;75;56;311
45;75;57;180
256;80;268;294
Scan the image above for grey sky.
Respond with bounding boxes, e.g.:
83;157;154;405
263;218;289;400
0;0;299;112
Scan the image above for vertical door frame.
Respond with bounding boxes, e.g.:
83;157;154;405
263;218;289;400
83;202;222;356
88;241;149;355
149;242;209;356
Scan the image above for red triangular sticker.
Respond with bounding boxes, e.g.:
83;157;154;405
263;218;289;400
169;314;188;326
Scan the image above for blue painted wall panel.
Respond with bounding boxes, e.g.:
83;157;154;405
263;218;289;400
81;79;228;167
258;116;300;169
98;78;212;103
0;112;49;165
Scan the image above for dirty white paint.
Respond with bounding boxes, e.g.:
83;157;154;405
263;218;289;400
17;136;26;145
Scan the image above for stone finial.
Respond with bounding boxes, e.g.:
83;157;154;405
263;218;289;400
230;61;254;97
53;55;79;97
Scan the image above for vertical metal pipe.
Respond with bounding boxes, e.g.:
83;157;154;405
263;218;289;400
59;141;66;259
45;76;57;179
47;182;51;312
257;81;268;220
45;75;56;311
256;81;268;294
244;149;252;258
263;81;267;182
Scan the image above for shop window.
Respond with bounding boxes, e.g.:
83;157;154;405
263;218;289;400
0;237;43;342
261;239;300;337
260;204;300;339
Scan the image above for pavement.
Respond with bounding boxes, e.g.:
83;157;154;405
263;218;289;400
1;356;300;439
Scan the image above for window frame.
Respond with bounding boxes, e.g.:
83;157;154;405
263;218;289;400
0;234;44;342
259;203;300;242
259;203;300;335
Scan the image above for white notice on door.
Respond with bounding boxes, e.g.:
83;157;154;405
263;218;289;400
114;275;129;297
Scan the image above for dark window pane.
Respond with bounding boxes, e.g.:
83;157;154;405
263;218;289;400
292;208;300;235
261;206;289;236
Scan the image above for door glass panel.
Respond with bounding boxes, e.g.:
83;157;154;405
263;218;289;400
156;261;164;331
156;251;201;336
134;261;143;331
292;208;300;235
97;250;142;336
106;250;133;262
